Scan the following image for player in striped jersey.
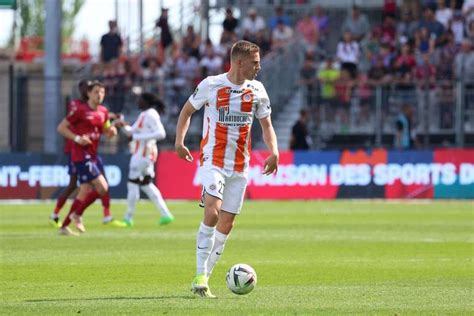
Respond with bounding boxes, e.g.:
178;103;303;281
175;40;279;297
115;92;174;227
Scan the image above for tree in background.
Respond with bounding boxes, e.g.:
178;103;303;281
10;0;85;47
61;0;85;40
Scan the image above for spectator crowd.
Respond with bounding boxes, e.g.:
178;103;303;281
93;6;299;116
298;0;474;145
91;1;474;149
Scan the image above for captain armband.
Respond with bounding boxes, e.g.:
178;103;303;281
103;119;112;129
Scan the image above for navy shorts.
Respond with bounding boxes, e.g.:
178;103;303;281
74;156;105;184
67;154;77;176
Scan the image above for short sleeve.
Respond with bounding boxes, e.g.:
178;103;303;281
255;83;271;119
188;77;209;110
102;106;109;122
146;110;161;130
66;100;75;113
66;102;82;125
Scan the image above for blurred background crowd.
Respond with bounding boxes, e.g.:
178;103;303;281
2;0;474;153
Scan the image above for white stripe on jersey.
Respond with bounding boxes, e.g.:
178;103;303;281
188;73;271;172
129;108;166;162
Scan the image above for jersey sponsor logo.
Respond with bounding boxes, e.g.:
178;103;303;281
218;107;252;127
224;88;257;95
192;87;199;98
246;83;259;91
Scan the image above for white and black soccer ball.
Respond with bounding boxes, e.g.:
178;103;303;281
226;263;257;295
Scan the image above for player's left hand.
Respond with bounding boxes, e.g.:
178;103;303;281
106;126;118;139
113;119;124;128
262;153;279;175
108;112;122;120
113;118;128;128
175;144;194;162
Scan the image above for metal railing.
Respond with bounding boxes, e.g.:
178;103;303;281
8;69;474;153
301;80;474;149
259;38;307;116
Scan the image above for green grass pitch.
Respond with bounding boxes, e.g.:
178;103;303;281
1;200;473;315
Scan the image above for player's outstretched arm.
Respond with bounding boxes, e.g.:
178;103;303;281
175;101;197;162
259;115;279;175
132;114;167;141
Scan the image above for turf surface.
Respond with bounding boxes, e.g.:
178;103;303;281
1;200;473;315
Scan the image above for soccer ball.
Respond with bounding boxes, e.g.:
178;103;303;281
226;263;257;295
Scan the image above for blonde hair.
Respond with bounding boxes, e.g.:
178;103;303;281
230;40;260;61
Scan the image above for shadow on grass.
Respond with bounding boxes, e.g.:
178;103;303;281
24;295;193;303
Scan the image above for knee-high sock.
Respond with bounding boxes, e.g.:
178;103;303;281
196;222;215;276
61;199;83;228
206;230;229;277
76;190;100;216
140;183;172;218
100;192;111;218
53;195;68;215
53;185;76;215
125;182;140;221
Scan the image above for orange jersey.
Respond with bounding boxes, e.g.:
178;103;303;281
189;73;271;173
